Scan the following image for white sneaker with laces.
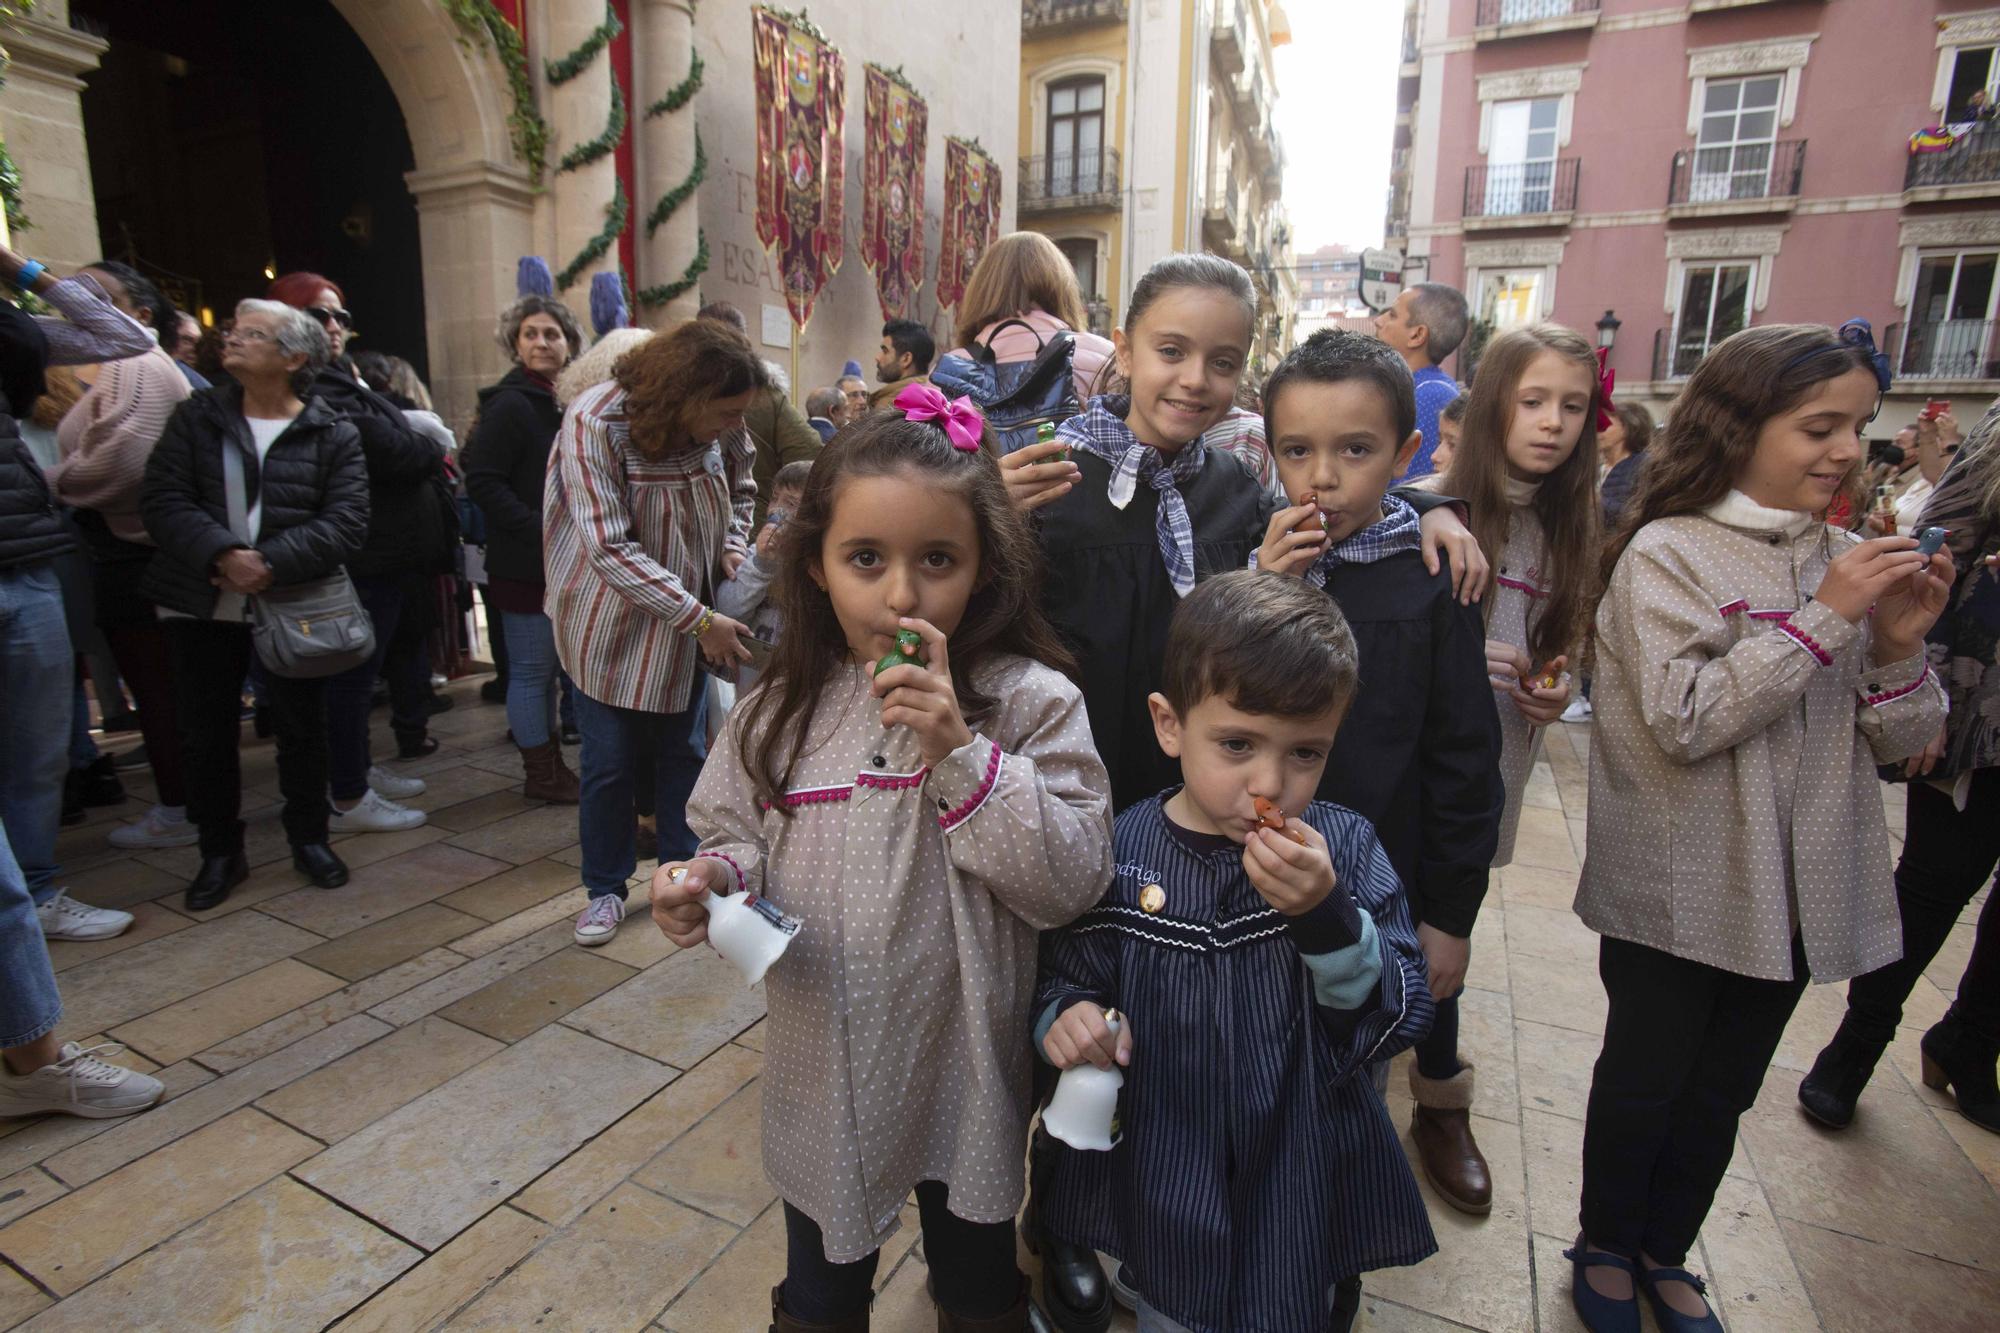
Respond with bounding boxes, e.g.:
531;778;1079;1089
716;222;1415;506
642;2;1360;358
366;765;427;801
574;894;626;946
328;788;428;834
1560;696;1594;723
107;804;199;850
35;890;134;941
0;1042;165;1119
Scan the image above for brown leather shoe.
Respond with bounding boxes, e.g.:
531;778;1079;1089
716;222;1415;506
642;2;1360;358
770;1283;870;1333
519;739;580;804
1409;1061;1492;1215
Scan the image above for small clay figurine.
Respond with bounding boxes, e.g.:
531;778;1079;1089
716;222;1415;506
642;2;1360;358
1916;526;1950;558
1037;419;1069;465
1252;795;1309;845
875;628;925;676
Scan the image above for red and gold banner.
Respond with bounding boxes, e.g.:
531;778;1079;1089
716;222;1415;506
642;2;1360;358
752;7;846;330
860;66;927;322
935;137;1001;316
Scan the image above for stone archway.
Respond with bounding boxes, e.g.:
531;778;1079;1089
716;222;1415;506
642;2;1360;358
328;0;535;427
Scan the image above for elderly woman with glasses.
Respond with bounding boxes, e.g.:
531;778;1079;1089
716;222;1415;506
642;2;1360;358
267;271;452;836
140;300;369;911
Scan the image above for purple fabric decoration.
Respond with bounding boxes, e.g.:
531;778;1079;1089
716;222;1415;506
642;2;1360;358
843;359;864;379
516;257;553;298
589;272;628;336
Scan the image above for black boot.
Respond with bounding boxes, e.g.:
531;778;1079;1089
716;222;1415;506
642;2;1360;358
1022;1126;1110;1333
1798;1014;1892;1129
1920;1012;2000;1133
67;754;126;810
292;842;350;889
185;852;248;911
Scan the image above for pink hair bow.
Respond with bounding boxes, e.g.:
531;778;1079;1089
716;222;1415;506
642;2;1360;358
895;381;984;453
1594;346;1618;433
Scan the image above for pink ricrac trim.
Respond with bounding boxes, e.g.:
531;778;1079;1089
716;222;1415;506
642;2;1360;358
1746;609;1792;621
1866;664;1933;708
1495;575;1547;599
855;766;931;791
709;851;746;893
1777;618;1834;666
759;784;855;811
937;742;1002;831
1717;598;1750;617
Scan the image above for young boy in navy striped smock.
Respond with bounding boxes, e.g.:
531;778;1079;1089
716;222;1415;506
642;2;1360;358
1034;571;1436;1333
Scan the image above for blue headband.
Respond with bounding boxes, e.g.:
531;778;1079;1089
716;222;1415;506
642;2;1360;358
1781;318;1891;393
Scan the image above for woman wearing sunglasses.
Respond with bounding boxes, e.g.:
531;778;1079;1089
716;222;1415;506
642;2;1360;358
268;272;451;836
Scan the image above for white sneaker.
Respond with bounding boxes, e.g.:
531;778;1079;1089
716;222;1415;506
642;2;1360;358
35;890;134;941
1560;696;1593;723
328;789;428;834
574;894;626;946
366;765;427;801
107;805;199;850
0;1042;165;1119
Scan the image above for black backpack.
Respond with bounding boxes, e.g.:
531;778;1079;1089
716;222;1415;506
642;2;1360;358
928;319;1079;454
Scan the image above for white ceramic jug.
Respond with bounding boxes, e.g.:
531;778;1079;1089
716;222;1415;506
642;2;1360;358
1043;1011;1124;1151
670;867;801;986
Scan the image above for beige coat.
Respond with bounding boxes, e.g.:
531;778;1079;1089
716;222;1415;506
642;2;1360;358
1489;501;1551;866
1576;495;1945;982
688;655;1114;1261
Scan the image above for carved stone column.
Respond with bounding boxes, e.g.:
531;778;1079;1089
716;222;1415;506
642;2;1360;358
635;0;701;324
544;3;619;297
0;9;109;271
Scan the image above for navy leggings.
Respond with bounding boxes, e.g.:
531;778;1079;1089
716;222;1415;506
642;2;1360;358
781;1181;1018;1322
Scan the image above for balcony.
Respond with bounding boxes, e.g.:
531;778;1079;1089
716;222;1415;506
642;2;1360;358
1667;139;1805;217
1905;124;2000;204
1018;150;1122;213
1887;319;2000;383
1211;0;1245;77
1022;0;1129;34
1462;158;1579;228
1653;327;1708;382
1474;0;1601;41
1202;176;1246;258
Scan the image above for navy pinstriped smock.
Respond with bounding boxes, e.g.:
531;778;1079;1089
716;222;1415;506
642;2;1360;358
1036;795;1439;1332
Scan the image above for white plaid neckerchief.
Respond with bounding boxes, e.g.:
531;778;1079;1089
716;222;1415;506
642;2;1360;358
1059;395;1209;597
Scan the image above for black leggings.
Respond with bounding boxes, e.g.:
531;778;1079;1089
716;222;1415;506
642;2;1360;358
781;1182;1018;1322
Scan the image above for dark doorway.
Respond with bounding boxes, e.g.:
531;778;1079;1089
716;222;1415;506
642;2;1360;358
73;0;427;379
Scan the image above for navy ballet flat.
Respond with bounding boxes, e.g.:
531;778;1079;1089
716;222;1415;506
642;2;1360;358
1638;1264;1726;1332
1564;1244;1641;1333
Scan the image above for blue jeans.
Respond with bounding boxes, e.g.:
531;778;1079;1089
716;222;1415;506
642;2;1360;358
0;820;61;1049
574;681;707;900
0;562;72;906
500;610;560;748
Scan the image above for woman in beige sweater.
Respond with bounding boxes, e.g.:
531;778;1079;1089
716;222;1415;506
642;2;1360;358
51;263;192;850
1568;323;1951;1333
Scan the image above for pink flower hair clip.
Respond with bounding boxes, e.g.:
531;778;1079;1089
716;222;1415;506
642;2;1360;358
895;381;984;453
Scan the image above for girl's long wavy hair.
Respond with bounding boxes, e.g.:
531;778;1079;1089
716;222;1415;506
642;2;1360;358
614;319;769;459
1440;322;1603;669
741;409;1075;813
1602;323;1882;588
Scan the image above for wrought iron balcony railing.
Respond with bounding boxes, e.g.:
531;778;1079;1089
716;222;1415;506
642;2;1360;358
1022;0;1129;35
1476;0;1601;26
1019;150;1122;211
1668;139;1805;207
1888;319;2000;380
1906;123;2000;193
1463;158;1579;220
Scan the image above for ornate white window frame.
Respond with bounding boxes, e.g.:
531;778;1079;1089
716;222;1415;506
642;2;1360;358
1930;10;2000;116
1662;226;1786;315
1895;215;2000;309
1684;37;1814;136
1463;237;1568;322
1475;65;1584;155
1028;55;1123;164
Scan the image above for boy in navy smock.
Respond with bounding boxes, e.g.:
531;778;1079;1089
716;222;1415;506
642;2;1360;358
1034;571;1436;1333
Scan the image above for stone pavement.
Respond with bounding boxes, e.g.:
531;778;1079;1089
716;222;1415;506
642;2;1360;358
0;680;1994;1331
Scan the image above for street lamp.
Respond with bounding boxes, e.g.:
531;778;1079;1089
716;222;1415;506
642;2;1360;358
1595;309;1621;351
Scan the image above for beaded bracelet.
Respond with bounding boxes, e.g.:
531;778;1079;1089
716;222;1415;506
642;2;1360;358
689;607;715;639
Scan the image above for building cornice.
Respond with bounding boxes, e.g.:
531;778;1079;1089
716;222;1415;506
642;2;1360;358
1;16;108;90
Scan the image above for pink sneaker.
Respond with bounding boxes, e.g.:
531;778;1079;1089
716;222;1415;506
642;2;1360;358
573;894;626;946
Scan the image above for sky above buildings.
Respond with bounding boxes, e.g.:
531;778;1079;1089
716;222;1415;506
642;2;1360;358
1274;0;1398;251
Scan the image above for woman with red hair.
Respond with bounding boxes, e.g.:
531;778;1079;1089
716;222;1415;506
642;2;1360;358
268;272;446;835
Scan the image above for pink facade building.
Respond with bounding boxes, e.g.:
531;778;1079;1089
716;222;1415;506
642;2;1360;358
1391;0;2000;420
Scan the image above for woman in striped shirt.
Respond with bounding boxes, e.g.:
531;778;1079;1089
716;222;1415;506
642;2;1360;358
544;319;763;948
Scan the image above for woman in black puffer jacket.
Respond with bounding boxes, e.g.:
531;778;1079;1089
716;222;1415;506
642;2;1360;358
141;299;368;912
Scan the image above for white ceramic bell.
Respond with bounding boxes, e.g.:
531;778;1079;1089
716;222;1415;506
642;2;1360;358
1043;1011;1124;1151
671;867;801;987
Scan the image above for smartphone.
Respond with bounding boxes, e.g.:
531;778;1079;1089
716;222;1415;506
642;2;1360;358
1920;399;1951;423
1916;526;1950;558
740;633;777;669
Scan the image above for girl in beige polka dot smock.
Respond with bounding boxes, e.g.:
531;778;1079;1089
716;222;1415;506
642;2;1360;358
1566;322;1951;1333
649;396;1114;1332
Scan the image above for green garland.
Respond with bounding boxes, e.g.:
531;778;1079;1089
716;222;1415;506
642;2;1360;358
557;80;626;174
647;50;704;118
557;177;629;292
638;229;710;308
645;131;704;236
442;0;548;183
546;4;622;85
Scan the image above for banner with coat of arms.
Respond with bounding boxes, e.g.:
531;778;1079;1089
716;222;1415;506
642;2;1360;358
935;137;1001;316
860;66;928;322
752;7;846;330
